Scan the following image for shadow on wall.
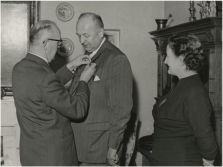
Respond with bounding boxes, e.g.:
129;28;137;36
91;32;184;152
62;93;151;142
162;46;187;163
130;77;141;165
132;77;139;115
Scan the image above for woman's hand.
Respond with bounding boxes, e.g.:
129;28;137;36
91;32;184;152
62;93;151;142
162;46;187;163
203;158;214;166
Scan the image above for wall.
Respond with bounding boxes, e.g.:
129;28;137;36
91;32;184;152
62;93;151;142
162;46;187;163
164;1;200;27
41;1;163;165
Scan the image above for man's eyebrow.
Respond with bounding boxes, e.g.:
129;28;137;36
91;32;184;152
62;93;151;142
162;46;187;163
76;33;88;36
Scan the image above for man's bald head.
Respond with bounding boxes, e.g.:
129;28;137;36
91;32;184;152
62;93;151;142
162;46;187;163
77;13;104;30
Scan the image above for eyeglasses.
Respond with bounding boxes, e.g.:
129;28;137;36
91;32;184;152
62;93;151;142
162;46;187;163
43;38;63;46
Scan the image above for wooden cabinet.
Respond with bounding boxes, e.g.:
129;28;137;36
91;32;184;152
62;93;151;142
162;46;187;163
149;18;222;165
1;98;21;166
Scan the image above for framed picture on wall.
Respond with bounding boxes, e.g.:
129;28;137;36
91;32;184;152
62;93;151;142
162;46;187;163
1;1;40;97
104;29;120;48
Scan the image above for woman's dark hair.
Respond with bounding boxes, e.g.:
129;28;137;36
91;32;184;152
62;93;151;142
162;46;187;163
168;33;205;72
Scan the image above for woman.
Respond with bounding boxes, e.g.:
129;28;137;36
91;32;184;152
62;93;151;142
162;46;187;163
151;33;217;166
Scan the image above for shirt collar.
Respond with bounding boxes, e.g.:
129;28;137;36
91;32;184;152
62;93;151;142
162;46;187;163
28;52;49;64
89;37;106;58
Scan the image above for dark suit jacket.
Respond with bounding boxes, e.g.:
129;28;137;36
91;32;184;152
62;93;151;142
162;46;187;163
70;40;133;163
12;53;90;166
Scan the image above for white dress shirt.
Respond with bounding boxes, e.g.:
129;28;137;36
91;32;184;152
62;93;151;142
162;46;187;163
88;37;106;59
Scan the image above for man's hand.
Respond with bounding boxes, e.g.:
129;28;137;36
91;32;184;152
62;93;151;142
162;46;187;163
66;55;91;72
203;158;214;166
107;147;119;166
80;63;96;83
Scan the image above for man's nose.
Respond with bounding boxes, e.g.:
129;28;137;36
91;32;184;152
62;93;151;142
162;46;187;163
80;36;86;44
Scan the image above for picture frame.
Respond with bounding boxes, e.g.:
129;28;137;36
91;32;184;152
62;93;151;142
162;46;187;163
104;29;120;48
1;1;40;98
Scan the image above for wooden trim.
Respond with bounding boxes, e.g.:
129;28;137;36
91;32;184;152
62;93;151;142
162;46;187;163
149;18;222;37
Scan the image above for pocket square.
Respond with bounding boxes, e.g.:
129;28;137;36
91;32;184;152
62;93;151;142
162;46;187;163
93;75;100;81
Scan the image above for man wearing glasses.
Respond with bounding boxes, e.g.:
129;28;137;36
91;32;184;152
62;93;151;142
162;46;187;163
12;20;96;166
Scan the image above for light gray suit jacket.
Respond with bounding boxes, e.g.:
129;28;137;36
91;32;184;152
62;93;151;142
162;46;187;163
70;40;133;163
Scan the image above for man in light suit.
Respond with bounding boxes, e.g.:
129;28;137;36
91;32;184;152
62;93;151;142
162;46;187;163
12;20;96;166
70;13;133;166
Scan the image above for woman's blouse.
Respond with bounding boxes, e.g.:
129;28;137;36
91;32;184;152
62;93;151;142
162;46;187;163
152;74;217;163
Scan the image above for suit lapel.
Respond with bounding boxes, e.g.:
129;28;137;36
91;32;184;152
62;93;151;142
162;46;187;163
91;39;109;65
69;65;85;94
69;40;109;94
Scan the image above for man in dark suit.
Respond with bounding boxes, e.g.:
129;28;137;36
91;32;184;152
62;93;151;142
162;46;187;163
12;20;96;166
70;13;133;166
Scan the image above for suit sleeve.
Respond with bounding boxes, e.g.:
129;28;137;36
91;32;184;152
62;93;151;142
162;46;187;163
41;72;90;120
184;88;217;160
107;54;133;150
56;65;77;85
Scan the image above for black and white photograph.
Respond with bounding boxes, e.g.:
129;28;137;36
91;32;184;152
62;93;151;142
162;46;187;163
1;1;222;166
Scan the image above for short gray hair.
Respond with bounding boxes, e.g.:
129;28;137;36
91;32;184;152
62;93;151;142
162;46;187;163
29;20;57;45
78;12;104;29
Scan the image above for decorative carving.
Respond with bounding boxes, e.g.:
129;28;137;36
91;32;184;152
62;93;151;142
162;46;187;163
197;1;217;19
152;37;168;51
161;53;167;61
30;1;40;28
151;37;159;50
159;38;168;49
30;1;34;27
189;1;196;22
206;29;215;42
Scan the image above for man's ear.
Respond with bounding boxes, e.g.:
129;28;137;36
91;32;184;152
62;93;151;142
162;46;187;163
43;40;48;50
98;28;104;38
179;55;185;66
